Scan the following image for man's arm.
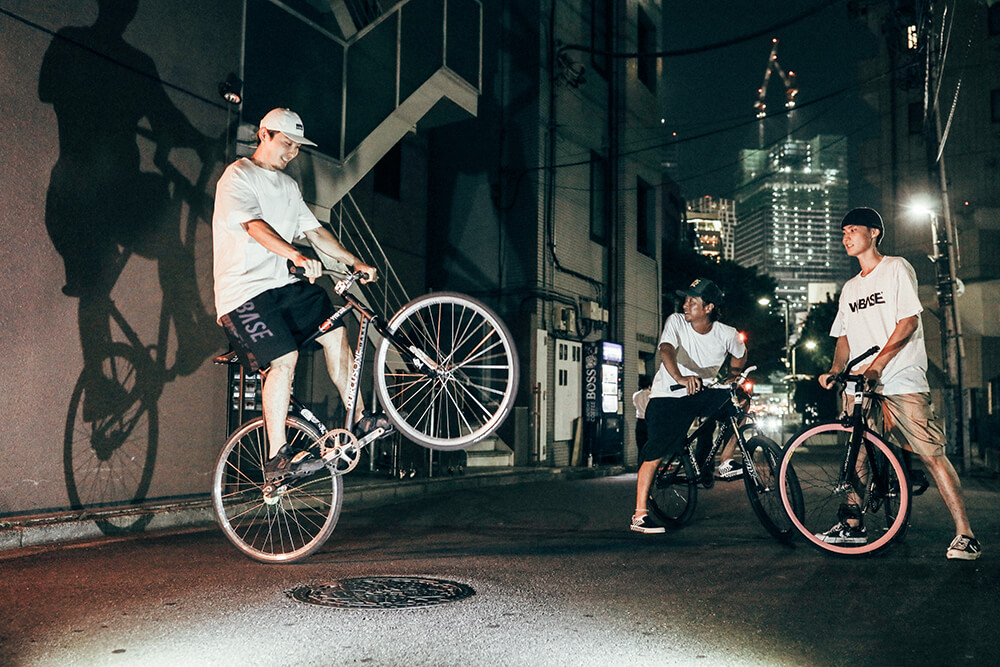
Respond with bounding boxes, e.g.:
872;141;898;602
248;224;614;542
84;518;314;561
863;315;919;382
241;219;323;281
818;335;851;390
660;342;702;394
726;334;747;381
303;226;377;283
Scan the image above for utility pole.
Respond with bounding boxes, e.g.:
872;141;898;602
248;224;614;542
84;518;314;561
921;0;968;472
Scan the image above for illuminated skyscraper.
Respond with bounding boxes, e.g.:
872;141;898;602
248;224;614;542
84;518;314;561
734;135;851;314
688;196;736;262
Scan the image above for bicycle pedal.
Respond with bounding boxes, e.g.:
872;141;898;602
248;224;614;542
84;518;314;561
355;427;389;448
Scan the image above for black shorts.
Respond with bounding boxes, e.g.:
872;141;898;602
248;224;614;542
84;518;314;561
220;281;341;372
641;389;731;462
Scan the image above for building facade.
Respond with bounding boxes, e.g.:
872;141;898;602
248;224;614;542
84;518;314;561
0;0;669;522
427;0;666;467
854;0;1000;468
734;135;852;316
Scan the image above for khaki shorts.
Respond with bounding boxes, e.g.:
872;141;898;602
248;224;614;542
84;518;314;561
864;392;947;458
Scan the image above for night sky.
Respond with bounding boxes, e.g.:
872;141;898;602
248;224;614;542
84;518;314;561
656;0;881;207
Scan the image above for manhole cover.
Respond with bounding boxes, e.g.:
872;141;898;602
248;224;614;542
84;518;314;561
287;577;476;609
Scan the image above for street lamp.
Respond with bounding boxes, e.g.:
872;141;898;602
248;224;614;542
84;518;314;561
908;198;967;472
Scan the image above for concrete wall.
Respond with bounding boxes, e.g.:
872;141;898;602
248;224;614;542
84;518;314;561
1;1;239;517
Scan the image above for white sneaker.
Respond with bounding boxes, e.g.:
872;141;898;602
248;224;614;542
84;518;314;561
946;534;982;560
630;514;665;534
716;458;744;480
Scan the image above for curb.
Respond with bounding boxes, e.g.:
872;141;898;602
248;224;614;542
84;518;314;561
0;466;628;556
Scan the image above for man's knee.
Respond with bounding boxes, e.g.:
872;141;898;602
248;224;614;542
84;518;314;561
268;350;298;375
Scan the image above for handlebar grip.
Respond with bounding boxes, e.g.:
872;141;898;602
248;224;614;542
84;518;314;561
670;384;683;391
289;265;306;277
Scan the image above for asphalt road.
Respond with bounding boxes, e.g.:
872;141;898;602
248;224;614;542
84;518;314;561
2;471;997;666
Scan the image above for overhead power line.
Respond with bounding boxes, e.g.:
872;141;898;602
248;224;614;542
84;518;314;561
558;0;844;58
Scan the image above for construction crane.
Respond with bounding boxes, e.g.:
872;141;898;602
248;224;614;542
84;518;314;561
754;38;798;119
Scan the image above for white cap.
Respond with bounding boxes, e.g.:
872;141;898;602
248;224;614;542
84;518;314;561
259;108;317;147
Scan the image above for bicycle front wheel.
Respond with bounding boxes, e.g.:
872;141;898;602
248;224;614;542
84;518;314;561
375;293;519;450
779;423;910;556
212;416;343;563
743;435;801;542
647;453;697;528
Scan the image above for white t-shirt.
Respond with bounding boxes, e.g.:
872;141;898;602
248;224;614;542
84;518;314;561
632;387;651;418
212;158;321;319
830;255;929;395
650;313;746;398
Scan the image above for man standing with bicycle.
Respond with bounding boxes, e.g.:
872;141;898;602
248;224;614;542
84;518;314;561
818;207;980;560
631;278;747;533
212;108;381;481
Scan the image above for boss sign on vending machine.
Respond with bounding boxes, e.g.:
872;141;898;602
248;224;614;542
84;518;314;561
583;341;624;464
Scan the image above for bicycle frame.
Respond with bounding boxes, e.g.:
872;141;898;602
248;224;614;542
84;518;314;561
676;372;764;489
291;272;429;438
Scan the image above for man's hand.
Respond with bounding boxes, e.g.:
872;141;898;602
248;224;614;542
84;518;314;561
354;261;378;284
291;253;323;283
817;373;836;390
682;375;703;394
862;364;882;384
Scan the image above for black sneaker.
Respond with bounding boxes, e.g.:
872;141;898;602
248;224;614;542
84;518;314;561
353;410;395;441
630;513;665;534
816;521;868;544
263;445;315;482
946;534;982;560
910;469;930;496
716;458;744;480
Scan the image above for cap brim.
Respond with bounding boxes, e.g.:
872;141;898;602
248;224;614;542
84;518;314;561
675;289;695;299
285;134;317;147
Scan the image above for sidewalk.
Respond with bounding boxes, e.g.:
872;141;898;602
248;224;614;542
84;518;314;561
0;465;628;555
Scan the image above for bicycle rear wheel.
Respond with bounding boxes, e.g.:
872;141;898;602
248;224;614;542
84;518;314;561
743;435;801;542
212;416;343;563
779;423;910;556
647;453;697;528
374;293;519;450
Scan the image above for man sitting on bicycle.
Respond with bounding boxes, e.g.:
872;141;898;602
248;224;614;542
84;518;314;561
212;108;383;481
818;207;980;560
632;278;747;534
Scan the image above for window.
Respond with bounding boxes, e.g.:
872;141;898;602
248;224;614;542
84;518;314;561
637;7;656;92
591;0;611;78
637;177;655;256
374;141;402;200
590;152;609;244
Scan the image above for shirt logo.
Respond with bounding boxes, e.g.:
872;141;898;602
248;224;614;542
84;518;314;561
848;291;886;312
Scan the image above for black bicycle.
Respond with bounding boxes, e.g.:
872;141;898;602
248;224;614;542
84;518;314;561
647;367;804;541
777;346;912;556
211;269;519;563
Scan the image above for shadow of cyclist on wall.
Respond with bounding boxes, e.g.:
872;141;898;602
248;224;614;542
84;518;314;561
39;0;219;424
39;0;222;530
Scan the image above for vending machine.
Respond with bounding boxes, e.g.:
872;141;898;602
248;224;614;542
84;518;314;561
582;341;624;464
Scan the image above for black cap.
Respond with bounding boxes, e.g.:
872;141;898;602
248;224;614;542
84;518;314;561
676;278;723;305
841;207;884;245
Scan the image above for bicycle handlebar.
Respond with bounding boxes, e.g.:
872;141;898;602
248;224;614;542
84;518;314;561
830;345;881;386
668;365;758;393
289;264;368;296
